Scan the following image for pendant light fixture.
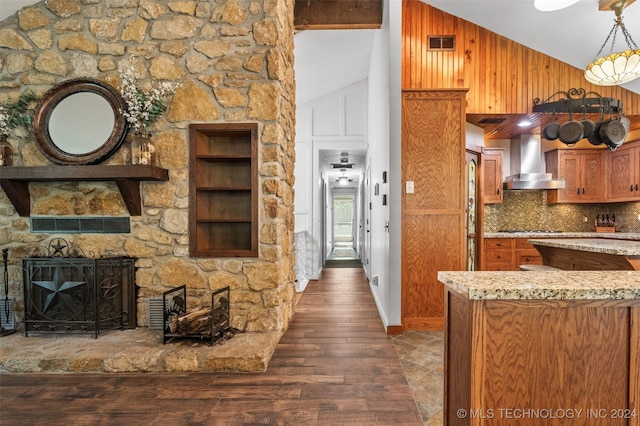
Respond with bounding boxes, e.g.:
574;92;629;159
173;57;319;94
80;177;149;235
584;1;640;86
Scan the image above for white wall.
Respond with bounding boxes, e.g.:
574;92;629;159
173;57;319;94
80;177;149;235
293;0;401;329
295;81;369;281
366;5;394;327
387;0;403;327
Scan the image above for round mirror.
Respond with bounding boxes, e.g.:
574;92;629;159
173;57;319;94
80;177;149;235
34;78;128;165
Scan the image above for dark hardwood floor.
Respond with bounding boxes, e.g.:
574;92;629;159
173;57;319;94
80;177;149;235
0;267;422;425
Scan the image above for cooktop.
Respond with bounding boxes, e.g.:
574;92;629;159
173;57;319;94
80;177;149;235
498;230;563;233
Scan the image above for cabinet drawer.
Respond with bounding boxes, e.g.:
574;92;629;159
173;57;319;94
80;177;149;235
485;239;514;250
486;251;512;263
515;238;537;250
484;262;513;271
515;252;542;265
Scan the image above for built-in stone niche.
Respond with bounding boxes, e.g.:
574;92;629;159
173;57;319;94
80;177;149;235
22;239;136;338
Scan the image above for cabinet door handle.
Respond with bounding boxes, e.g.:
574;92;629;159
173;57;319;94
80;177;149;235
636;184;639;191
582;188;585;194
631;184;634;192
576;188;580;194
496;188;500;195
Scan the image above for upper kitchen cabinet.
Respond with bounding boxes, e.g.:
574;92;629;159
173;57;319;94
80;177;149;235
482;151;503;204
607;140;640;202
545;149;605;203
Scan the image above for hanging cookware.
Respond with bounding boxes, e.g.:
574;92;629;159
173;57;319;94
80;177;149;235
542;112;560;140
620;115;631;133
599;119;627;151
588;121;605;146
580;107;596;140
558;111;584;146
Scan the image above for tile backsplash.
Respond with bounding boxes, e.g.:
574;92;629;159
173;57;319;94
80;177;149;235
484;190;640;233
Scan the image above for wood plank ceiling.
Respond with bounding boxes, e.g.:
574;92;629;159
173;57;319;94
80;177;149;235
293;0;640;141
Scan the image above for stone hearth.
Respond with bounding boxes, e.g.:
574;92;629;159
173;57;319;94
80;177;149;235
0;328;280;373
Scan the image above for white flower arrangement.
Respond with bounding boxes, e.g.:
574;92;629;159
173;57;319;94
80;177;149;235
119;61;178;134
0;92;38;137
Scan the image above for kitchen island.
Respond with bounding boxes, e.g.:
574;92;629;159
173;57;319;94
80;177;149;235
439;270;640;425
529;238;640;271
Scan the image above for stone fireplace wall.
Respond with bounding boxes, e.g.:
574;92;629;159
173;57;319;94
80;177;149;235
0;0;296;333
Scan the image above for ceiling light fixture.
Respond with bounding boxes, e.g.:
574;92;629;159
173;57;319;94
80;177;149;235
534;0;579;12
584;1;640;86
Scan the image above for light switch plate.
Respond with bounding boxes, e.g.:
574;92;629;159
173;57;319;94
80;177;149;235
406;181;415;193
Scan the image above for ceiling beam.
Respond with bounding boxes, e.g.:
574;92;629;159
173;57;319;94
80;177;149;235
599;0;635;11
294;0;383;30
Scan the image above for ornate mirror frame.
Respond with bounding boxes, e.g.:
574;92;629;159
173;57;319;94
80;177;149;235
33;78;128;165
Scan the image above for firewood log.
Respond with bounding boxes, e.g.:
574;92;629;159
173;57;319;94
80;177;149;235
176;307;212;335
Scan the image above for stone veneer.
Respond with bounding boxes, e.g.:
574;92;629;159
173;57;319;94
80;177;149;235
0;0;297;334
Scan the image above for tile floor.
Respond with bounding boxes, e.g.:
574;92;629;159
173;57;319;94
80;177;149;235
392;330;445;426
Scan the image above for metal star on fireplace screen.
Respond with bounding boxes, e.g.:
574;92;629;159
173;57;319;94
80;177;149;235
32;264;87;314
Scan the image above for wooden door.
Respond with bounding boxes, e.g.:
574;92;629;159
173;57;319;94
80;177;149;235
401;89;467;330
557;153;582;202
581;152;605;201
607;145;636;201
482;152;503;204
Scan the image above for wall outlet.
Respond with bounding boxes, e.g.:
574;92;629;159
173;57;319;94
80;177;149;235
583;216;588;223
371;275;379;286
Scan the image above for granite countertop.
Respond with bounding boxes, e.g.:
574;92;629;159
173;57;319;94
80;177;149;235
484;232;640;240
528;238;640;256
438;270;640;300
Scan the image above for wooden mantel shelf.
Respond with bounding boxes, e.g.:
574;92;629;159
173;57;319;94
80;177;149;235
0;165;169;217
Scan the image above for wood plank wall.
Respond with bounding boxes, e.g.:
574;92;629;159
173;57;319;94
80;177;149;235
402;0;640;116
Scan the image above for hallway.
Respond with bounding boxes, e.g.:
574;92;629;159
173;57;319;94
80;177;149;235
0;268;424;425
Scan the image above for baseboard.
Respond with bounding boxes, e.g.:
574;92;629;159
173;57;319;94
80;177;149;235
386;325;404;335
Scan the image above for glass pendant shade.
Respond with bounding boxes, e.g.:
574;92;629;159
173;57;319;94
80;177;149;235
584;4;640;86
585;49;640;85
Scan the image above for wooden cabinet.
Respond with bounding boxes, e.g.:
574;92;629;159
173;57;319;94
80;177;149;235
514;238;542;267
545;149;605;203
483;238;512;271
482;238;542;271
482;151;503;204
401;89;467;330
607;142;640;201
189;123;258;257
443;285;638;426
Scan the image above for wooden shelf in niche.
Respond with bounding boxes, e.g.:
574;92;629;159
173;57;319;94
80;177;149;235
189;123;258;257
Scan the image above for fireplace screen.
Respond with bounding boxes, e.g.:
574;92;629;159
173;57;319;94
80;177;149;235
22;239;136;337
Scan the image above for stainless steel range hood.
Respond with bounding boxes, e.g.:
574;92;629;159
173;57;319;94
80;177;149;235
503;135;565;190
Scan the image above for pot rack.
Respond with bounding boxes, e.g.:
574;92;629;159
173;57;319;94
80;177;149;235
532;88;624;116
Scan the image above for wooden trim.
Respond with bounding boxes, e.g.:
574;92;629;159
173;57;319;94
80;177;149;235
386;325;404;335
294;0;382;30
600;0;635;10
0;165;169;217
